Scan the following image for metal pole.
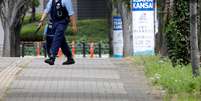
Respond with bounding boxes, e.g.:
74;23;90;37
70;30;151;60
83;42;86;58
20;43;23;58
22;42;24;57
43;42;47;58
98;43;102;58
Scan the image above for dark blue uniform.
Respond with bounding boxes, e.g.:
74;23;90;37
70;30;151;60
44;19;54;57
45;0;74;65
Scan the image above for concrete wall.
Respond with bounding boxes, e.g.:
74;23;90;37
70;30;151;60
39;0;107;19
0;20;4;56
77;0;108;19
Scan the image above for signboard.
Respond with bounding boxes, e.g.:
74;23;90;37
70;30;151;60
132;0;155;55
113;16;124;58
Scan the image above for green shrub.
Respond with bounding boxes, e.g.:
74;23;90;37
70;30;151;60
20;19;109;42
34;0;40;7
165;0;190;66
20;22;44;41
66;19;109;42
23;13;42;25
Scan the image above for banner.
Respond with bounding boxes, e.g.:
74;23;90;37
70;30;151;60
113;16;124;58
132;0;155;55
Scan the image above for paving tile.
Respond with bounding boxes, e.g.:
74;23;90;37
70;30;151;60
2;58;162;101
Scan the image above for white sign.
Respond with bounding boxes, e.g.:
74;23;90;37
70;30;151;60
113;16;124;58
132;0;155;55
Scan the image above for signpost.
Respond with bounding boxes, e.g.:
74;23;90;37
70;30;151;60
113;16;124;58
132;0;155;55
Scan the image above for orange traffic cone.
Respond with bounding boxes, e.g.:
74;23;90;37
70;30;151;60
58;48;62;62
36;42;40;57
57;48;63;57
72;41;75;58
90;43;94;58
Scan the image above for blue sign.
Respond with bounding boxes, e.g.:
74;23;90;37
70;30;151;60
132;0;154;11
113;16;124;58
113;16;123;30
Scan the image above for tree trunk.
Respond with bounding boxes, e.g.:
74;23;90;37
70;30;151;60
169;0;174;16
30;0;36;22
105;0;133;57
116;0;133;56
0;0;29;57
121;3;133;56
2;23;11;56
0;0;3;5
157;0;168;56
190;0;200;76
156;0;164;54
198;0;201;51
105;0;113;57
158;0;174;56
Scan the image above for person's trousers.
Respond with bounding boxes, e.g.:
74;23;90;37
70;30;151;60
46;36;53;58
50;20;73;60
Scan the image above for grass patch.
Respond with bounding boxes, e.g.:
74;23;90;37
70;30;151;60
132;56;201;101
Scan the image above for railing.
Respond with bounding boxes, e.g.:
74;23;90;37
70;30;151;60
20;41;110;58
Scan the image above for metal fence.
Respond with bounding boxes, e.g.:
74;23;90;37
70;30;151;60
20;41;110;58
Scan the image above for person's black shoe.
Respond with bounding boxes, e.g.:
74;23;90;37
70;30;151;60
62;59;75;65
44;58;55;65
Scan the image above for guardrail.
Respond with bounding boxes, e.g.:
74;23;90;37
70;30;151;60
20;41;110;58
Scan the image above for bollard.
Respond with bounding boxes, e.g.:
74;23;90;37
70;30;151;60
22;43;24;57
98;43;102;58
72;41;76;58
90;43;94;58
43;42;47;58
82;42;86;58
36;42;40;57
20;43;23;58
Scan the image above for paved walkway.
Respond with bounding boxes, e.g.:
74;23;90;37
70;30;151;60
0;57;31;101
1;58;162;101
0;58;19;72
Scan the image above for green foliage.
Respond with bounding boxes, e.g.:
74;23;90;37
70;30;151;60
132;56;201;100
20;22;44;41
21;16;109;42
23;13;41;25
112;0;131;9
66;19;109;42
34;0;40;7
165;0;190;66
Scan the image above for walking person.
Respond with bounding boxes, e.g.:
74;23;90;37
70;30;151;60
44;16;72;59
39;0;77;65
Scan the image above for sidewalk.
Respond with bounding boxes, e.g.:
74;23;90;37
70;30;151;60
1;57;162;101
0;58;19;72
0;57;32;101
